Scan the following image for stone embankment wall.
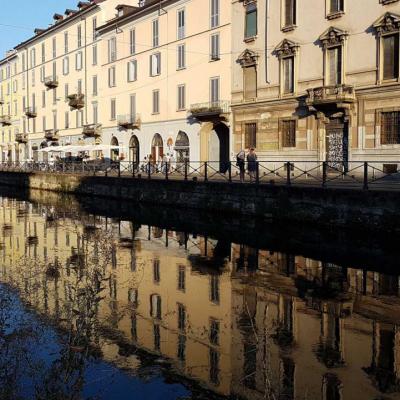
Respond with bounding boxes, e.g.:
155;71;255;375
0;171;398;231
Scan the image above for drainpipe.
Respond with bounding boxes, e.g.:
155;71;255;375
83;16;88;126
265;0;270;84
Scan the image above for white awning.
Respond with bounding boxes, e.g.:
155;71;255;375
37;144;122;153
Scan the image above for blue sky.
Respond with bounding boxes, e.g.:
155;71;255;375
0;0;77;56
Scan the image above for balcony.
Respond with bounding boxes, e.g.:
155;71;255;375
68;93;85;110
45;129;59;141
15;133;28;143
24;107;37;118
306;84;355;107
117;114;141;130
83;123;102;137
0;115;11;126
189;100;230;122
44;75;59;89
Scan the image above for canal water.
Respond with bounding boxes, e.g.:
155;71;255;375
0;191;399;400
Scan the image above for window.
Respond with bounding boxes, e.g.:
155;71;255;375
245;123;257;148
150;294;162;320
210;319;220;345
282;120;296;147
210;77;220;103
63;57;69;75
93;102;98;124
177;9;185;40
42;91;46;108
64;83;69;101
42;116;46;132
211;0;220;28
52;37;57;59
77;25;82;48
152;90;160;114
108;66;116;87
75;51;83;71
127;60;137;82
283;56;294;94
177;334;186;361
327;46;342;85
210;349;220;385
65;111;69;129
53;88;57;105
110;98;116;120
383;34;399;80
153;259;160;282
244;66;257;100
177;44;185;69
210;33;220;60
245;3;257;39
283;0;296;28
130;94;136;117
381;111;400;144
53;111;57;130
178;303;186;331
177;84;186;110
92;17;97;40
108;37;117;62
130;29;136;55
150;53;161;76
210;275;220;303
31;70;35;87
41;43;45;63
40;66;45;82
64;32;69;54
92;45;98;65
92;75;98;96
178;266;185;291
153;324;160;351
329;0;344;14
152;19;159;47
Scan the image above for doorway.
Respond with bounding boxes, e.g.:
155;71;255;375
174;131;190;163
326;118;348;172
151;133;163;162
111;136;119;161
209;123;230;172
129;135;140;166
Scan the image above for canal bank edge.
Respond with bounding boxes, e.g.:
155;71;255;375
0;171;398;231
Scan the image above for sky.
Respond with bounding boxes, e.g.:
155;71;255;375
0;0;78;56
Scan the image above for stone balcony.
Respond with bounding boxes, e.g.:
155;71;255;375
306;84;355;107
117;114;141;130
44;75;59;89
0;115;11;126
68;93;85;110
24;107;37;118
45;129;59;141
15;133;28;143
83;123;102;137
189;100;230;122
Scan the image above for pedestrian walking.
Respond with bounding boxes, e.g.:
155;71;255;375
247;148;257;183
236;149;246;182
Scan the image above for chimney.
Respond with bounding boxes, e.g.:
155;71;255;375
53;13;64;23
34;28;46;35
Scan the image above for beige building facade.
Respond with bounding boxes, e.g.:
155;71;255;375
232;0;400;171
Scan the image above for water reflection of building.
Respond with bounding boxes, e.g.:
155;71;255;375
0;196;400;399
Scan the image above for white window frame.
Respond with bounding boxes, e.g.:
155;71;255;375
127;59;137;82
177;8;185;40
177;44;186;70
150;52;161;76
210;33;220;61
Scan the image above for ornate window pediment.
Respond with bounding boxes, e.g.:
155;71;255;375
237;49;259;67
274;39;299;58
319;27;348;48
373;12;400;35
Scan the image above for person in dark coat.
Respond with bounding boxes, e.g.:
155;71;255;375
246;148;257;183
236;149;246;182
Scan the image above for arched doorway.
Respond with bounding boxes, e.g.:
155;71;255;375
151;133;163;162
175;131;190;163
40;141;48;162
209;123;229;172
110;136;119;161
129;135;140;166
32;145;39;162
15;144;19;162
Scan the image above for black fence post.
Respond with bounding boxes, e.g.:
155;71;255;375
184;161;188;181
363;162;369;190
204;162;208;182
118;162;121;178
228;161;232;183
132;162;136;178
165;163;168;181
286;162;291;186
322;161;327;188
256;161;260;184
148;162;151;180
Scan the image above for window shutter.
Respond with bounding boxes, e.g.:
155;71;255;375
244;66;257;100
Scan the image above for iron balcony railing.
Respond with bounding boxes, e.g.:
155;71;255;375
68;93;85;110
0;115;11;126
83;123;102;137
306;84;355;105
117;114;141;129
44;75;59;88
15;133;28;143
2;160;400;191
24;107;37;118
189;100;230;117
44;129;59;141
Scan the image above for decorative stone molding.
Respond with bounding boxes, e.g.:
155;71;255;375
380;0;399;5
373;12;400;35
240;0;257;5
237;49;259;67
274;39;299;58
319;27;348;48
